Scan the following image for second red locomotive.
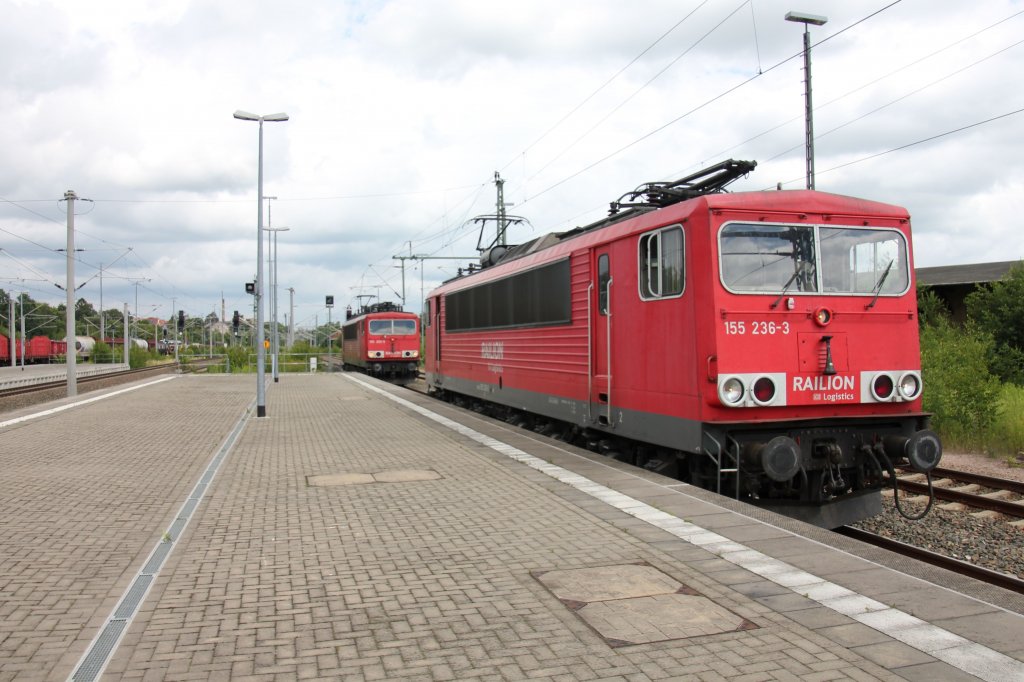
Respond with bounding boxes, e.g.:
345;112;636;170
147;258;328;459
424;160;941;528
341;302;421;382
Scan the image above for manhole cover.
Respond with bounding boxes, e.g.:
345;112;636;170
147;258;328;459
538;564;686;602
373;469;441;483
536;563;756;647
307;470;441;486
308;473;375;486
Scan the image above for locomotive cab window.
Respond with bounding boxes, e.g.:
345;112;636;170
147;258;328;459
392;319;417;334
819;227;909;294
719;222;909;297
638;225;684;300
368;319;418;335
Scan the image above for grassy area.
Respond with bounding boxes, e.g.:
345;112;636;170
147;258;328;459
990;383;1024;458
937;382;1024;462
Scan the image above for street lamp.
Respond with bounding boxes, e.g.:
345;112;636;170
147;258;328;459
234;109;289;418
265;226;290;382
785;11;828;190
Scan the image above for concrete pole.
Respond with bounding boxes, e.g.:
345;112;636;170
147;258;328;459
99;263;104;342
19;294;25;370
65;190;77;397
288;287;295;347
8;297;15;368
123;303;129;366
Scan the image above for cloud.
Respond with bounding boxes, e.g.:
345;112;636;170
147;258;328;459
1;0;1022;322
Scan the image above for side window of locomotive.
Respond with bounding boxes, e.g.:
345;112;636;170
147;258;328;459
598;254;610;315
639;225;684;300
445;259;571;331
720;223;818;293
819;227;909;295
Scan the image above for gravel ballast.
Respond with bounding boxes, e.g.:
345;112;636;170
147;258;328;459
852;452;1024;580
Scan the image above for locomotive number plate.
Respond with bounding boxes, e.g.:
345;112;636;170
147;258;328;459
723;320;791;336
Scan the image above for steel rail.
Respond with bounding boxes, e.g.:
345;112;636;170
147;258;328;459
836;526;1024;595
892;475;1024;518
904;466;1024;496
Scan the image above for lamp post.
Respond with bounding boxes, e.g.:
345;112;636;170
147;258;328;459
265;196;277;379
130;278;151;343
785;11;828;190
64;190;77;396
234;109;289;418
265;226;289;382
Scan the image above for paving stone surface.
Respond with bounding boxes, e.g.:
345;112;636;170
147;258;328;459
2;373;1022;681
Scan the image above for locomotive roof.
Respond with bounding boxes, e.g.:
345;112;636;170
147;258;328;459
343;309;419;325
432;189;910;296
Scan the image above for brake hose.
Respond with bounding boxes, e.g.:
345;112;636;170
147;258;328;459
874;445;935;520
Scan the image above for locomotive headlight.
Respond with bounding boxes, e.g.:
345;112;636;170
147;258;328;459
898;372;922;400
871;373;894;401
752;377;776;405
719;377;745;405
814;307;833;326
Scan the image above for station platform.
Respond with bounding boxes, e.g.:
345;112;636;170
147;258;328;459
1;373;1022;681
0;362;129;390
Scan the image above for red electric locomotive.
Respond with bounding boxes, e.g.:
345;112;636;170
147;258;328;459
341;302;421;382
424;160;941;528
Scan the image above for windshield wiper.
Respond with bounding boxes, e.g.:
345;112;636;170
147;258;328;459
771;269;801;309
865;259;894;309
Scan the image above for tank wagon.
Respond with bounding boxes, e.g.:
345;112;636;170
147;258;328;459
424;160;941;528
341;302;421;382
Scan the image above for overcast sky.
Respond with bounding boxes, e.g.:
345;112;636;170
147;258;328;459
1;0;1022;330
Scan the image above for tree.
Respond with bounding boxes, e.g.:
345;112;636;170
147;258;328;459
965;263;1024;384
916;285;950;329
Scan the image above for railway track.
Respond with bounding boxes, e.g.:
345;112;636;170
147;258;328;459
836;525;1024;595
891;467;1024;520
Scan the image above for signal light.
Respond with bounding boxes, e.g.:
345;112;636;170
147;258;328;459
752;377;776;404
232;310;240;332
872;373;894;401
177;310;185;331
245;281;255;295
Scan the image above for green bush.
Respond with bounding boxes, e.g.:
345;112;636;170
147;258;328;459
128;346;150;369
92;340;114;363
990;384;1024;456
225;345;252;373
919;317;1003;448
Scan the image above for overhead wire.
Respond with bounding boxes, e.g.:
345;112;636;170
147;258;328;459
783;106;1024;185
671;7;1024;178
523;0;751;185
518;0;906;207
498;0;714;175
763;37;1024;167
